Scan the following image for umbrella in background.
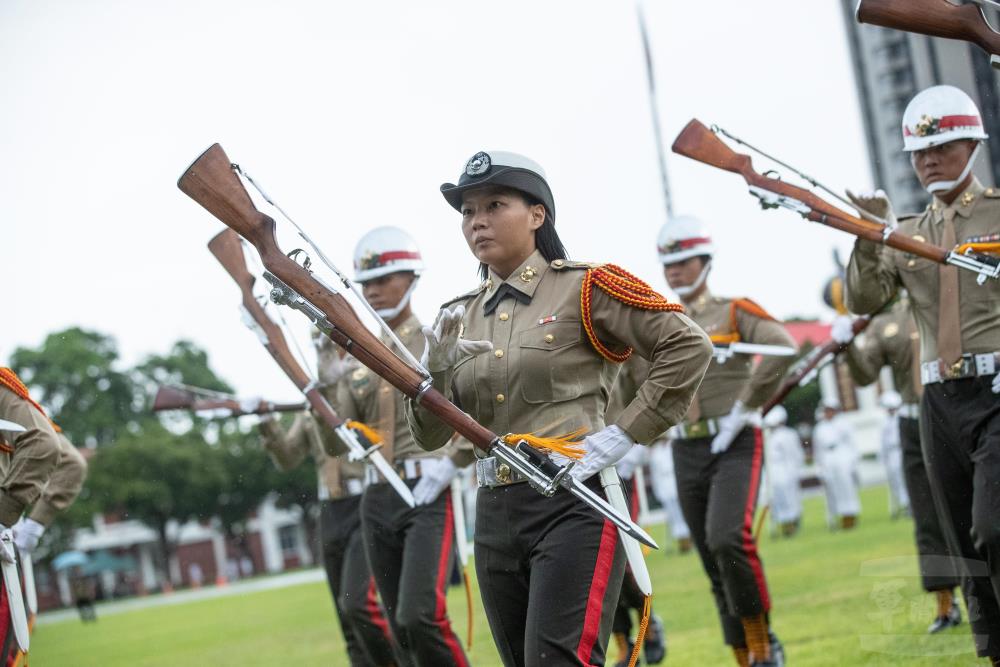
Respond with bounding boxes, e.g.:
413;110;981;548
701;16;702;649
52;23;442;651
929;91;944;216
52;550;89;571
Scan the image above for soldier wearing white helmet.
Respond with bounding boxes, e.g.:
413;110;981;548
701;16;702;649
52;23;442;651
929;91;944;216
337;225;472;667
658;215;796;667
846;84;1000;661
761;406;804;538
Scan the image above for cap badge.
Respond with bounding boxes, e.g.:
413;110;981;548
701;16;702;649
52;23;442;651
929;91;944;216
914;114;940;138
359;250;381;271
466;151;492;177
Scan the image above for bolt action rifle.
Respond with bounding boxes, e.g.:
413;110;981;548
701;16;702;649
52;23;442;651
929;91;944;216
856;0;1000;70
208;227;416;508
178;143;657;549
152;383;305;417
671;119;1000;285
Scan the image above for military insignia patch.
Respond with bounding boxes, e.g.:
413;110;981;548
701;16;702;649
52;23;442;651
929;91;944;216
914;114;940;137
466;151;491;177
964;233;1000;244
538;315;558;325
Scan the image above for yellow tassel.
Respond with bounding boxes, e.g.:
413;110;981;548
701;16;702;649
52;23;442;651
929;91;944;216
754;505;770;542
346;420;382;445
627;595;652;667
955;242;1000;256
463;567;474;650
501;428;587;460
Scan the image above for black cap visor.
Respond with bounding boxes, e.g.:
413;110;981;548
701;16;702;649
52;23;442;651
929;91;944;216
440;167;555;222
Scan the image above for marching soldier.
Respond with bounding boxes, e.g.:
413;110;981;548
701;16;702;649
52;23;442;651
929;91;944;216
811;401;860;530
761;407;803;538
338;227;471;667
846;85;1000;661
657;215;795;667
648;439;692;553
406;150;712;666
258;334;396;667
832;295;962;632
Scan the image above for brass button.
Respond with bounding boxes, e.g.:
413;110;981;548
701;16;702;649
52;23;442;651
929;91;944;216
494;349;504;358
496;393;505;403
496;463;511;483
907;259;916;267
498;312;509;321
553;259;564;267
988;188;995;196
544;334;555;343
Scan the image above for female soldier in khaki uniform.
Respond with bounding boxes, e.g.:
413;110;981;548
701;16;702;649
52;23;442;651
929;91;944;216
656;216;795;667
406;151;712;666
337;227;471;667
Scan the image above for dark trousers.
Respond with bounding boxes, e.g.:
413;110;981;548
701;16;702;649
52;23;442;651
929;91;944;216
320;496;396;667
673;427;770;648
922;377;1000;658
898;416;960;593
361;480;468;667
475;476;626;667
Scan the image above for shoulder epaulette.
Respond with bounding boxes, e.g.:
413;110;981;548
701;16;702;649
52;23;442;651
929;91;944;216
580;263;684;363
550;259;602;271
732;298;776;322
0;368;46;417
440;283;487;309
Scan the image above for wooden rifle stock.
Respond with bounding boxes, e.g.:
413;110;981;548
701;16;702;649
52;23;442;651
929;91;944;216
671;119;954;265
761;316;874;416
152;385;304;417
857;0;1000;68
181;144;498;452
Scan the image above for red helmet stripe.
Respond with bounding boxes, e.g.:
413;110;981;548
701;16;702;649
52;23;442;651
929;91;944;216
903;114;982;136
377;250;422;263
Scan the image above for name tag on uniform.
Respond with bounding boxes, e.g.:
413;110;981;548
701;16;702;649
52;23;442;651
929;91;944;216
538;315;558;325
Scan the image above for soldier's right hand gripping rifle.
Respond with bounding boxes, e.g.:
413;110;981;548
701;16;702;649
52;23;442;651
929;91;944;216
671;119;1000;285
207;227;416;508
856;0;1000;70
179;143;657;550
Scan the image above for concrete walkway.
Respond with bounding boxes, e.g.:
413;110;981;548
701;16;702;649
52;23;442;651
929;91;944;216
37;567;325;627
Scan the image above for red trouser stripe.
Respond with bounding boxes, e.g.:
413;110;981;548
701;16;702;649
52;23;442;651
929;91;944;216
435;493;468;667
576;519;618;665
365;576;393;642
742;428;771;611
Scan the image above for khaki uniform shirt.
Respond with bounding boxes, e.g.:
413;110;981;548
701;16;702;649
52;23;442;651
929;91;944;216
30;433;88;526
0;387;61;526
843;300;922;405
338;314;471;465
259;411;364;500
406;250;713;451
847;178;1000;362
681;290;797;421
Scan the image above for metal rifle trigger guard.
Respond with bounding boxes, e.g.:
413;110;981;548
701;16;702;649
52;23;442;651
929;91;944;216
748;185;810;216
286;248;312;271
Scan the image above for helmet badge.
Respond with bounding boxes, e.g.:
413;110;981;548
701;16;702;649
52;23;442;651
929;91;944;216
914;114;940;138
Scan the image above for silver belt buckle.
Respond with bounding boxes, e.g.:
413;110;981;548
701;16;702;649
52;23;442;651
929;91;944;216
476;456;517;488
921;361;942;385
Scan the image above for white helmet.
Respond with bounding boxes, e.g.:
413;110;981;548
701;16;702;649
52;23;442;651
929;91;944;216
353;226;424;283
763;405;788;429
656;215;715;265
902;85;988;152
879;390;903;411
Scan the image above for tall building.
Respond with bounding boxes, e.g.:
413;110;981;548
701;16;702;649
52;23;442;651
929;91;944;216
840;0;1000;214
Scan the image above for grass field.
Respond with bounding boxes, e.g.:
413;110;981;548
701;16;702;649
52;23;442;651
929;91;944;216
34;486;989;666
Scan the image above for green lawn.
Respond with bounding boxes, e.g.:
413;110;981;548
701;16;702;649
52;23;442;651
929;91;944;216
33;486;987;665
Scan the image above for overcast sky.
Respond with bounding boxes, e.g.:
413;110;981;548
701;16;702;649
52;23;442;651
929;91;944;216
1;0;873;401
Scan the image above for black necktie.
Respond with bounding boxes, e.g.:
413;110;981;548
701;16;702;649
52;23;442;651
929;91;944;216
483;283;531;315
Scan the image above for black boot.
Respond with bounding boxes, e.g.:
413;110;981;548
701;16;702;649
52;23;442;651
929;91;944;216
643;613;667;664
927;601;962;634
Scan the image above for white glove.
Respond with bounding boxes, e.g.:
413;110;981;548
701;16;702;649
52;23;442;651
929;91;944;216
615;443;647;480
846;188;897;227
0;528;16;564
412;457;457;505
992;373;1000;394
12;517;44;554
830;315;855;345
711;401;751;455
316;343;356;386
420;305;492;373
570;425;635;482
